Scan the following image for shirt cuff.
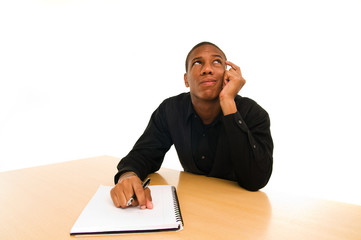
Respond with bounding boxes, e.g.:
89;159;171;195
223;111;249;133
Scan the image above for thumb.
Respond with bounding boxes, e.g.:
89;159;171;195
223;71;230;87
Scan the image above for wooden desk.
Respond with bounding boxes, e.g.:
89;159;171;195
1;156;360;240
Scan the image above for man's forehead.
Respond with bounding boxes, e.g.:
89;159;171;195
185;42;227;72
190;45;226;59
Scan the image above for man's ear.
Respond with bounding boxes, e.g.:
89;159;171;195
184;73;189;87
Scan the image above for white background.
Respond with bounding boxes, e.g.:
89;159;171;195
1;0;360;205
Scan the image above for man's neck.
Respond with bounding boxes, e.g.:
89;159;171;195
191;97;221;125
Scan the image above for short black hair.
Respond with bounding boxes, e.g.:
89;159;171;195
185;41;227;72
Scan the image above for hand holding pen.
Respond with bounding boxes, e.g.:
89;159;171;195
127;178;151;207
110;173;153;209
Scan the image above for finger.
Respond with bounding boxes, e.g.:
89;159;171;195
132;199;139;207
132;181;147;209
223;71;230;87
225;61;241;72
110;187;120;207
121;176;143;206
145;188;153;209
224;69;240;82
110;185;128;208
122;181;137;207
118;191;128;208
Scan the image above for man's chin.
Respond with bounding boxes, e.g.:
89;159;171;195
192;92;220;102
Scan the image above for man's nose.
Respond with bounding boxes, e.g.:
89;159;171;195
201;62;213;75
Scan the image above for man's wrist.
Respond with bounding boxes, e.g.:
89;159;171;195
220;97;237;115
118;172;137;184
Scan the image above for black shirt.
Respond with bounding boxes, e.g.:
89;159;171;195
115;92;273;191
191;110;221;174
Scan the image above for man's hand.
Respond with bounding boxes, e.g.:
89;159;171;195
219;61;246;115
110;172;153;209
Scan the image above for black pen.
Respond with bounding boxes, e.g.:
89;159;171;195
126;178;151;207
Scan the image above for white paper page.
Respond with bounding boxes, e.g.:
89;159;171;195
71;185;180;234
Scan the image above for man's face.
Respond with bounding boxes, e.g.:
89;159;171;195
184;44;226;102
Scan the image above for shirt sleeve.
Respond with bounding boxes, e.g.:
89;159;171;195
114;103;173;184
222;104;273;191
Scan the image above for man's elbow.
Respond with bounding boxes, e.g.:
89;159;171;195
238;172;272;191
240;182;266;192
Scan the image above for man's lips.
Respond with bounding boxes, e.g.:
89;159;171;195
200;79;217;86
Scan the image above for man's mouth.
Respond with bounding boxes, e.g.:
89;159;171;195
200;79;217;86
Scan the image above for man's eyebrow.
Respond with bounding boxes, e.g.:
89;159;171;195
191;54;224;62
212;54;224;59
191;56;202;62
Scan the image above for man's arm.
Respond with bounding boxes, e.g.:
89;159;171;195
223;107;273;191
219;61;246;115
111;102;173;208
219;61;273;190
115;103;173;182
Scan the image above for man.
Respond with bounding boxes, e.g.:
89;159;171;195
110;42;273;209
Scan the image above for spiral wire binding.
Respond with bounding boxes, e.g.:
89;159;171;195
171;186;184;226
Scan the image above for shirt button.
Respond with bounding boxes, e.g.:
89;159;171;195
238;120;242;124
202;134;206;137
201;156;206;160
253;145;256;149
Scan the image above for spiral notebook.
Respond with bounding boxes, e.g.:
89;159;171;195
70;185;183;235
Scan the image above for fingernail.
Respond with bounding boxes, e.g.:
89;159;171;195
140;205;146;210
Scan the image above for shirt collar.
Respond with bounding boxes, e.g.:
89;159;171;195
185;95;195;124
185;95;223;126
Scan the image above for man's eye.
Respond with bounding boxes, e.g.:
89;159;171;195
214;59;222;64
193;61;201;65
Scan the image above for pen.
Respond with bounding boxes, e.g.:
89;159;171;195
126;178;151;207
